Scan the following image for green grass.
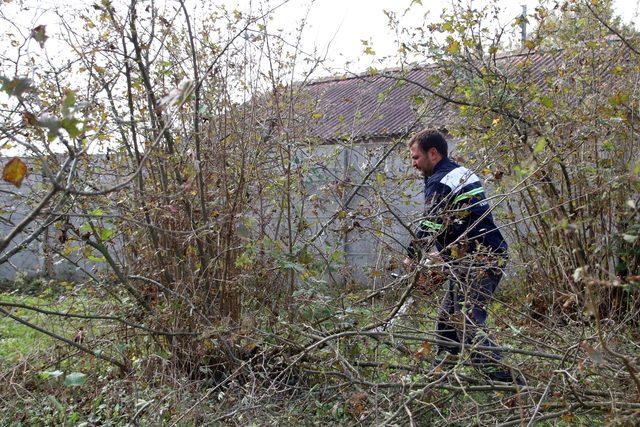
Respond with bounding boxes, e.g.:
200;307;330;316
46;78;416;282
0;283;101;366
0;294;59;362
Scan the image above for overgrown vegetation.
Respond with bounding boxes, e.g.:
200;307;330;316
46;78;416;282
1;0;639;425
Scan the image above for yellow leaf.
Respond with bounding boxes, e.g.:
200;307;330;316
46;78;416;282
561;413;574;423
3;157;28;188
450;246;459;258
446;39;460;55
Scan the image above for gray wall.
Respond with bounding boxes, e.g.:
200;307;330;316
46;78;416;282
1;137;520;291
0;155;122;282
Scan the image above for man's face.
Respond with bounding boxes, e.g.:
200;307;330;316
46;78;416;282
410;144;436;177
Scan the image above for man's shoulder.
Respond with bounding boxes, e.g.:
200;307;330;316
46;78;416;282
427;158;457;182
434;161;481;192
425;176;452;196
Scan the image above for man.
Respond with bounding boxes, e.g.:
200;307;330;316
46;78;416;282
405;129;515;382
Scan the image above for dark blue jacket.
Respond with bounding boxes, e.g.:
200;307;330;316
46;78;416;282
408;157;508;260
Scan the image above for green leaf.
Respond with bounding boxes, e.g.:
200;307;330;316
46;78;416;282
298;246;313;265
60;117;82;138
87;254;106;263
278;259;305;273
533;137;546;154
47;395;64;412
99;227;113;241
40;370;64;379
37;116;63;141
411;93;425;106
540;96;553;108
234;251;254;268
331;250;344;263
64;372;87;387
608;92;629;106
90;208;104;217
62;90;76;116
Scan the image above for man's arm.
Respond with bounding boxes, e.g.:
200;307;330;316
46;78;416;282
406;181;453;262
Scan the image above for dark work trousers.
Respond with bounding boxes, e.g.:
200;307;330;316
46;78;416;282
435;261;504;363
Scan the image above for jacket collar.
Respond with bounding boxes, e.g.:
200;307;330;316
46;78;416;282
432;156;451;175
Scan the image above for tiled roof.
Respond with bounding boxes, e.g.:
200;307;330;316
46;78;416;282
297;40;628;142
302;66;452;142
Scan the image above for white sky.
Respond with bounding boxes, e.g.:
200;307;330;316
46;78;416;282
2;0;639;76
247;0;640;72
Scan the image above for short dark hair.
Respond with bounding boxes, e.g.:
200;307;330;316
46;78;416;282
409;129;448;158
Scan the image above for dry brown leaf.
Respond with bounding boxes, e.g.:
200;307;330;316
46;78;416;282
347;392;367;417
414;340;432;360
3;157;28;188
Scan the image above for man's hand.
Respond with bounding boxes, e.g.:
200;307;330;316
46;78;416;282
404;252;446;297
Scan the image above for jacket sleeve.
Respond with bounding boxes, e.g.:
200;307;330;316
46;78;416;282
407;182;452;260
